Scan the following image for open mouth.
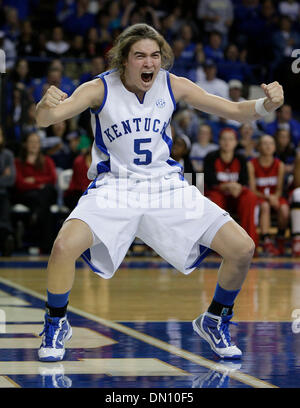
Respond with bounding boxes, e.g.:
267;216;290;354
141;72;154;83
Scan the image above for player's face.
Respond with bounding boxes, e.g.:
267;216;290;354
123;39;161;93
259;135;276;156
219;131;237;153
26;133;41;155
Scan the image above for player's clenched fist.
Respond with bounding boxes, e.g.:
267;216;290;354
261;81;284;108
40;85;68;108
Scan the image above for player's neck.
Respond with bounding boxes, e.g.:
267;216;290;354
220;151;234;163
121;74;146;102
259;155;274;166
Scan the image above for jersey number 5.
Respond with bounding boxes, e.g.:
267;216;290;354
134;138;152;165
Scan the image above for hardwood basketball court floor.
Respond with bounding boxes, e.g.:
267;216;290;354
0;253;299;389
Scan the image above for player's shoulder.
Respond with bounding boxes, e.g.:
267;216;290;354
79;76;106;109
168;73;190;102
249;156;258;166
205;149;220;161
234;151;247;163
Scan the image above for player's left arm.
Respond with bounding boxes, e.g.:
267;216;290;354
275;161;285;198
170;74;284;123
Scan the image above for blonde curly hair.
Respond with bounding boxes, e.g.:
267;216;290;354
107;23;174;77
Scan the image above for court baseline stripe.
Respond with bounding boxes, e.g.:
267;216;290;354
0;277;277;389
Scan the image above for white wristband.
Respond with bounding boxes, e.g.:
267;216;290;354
255;97;269;116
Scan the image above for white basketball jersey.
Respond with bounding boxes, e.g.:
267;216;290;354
88;69;181;180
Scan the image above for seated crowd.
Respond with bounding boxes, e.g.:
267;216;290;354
0;0;300;258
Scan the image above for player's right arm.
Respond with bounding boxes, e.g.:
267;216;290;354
247;161;265;199
35;78;104;127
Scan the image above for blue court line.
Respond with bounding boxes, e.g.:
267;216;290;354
0;259;299;270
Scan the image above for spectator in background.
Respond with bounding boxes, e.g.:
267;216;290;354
45;25;70;57
6;59;32;123
85;26;103;59
171;133;196;185
259;104;300;148
223;79;245;131
256;0;278;80
190;123;218;172
14;132;57;254
278;0;300;21
197;0;233;43
203;31;224;65
204;128;258;247
0;0;4;27
22;102;47;141
0;126;15;256
290;151;300;257
3;0;37;22
61;0;95;36
160;12;177;44
79;56;106;84
31;61;76;103
17;20;35;59
0;29;16;71
217;43;254;83
275;128;296;171
271;15;300;80
2;6;20;42
106;0;122;33
274;128;296;192
247;134;289;255
236;123;259;160
172;109;200;143
29;31;48;78
55;0;76;24
232;0;261;50
65;34;87;79
67;35;86;59
170;39;188;79
43;121;74;170
121;2;161;30
64;148;92;211
95;10;113;53
196;59;229;99
177;24;198;79
9;58;32;89
7;85;30;147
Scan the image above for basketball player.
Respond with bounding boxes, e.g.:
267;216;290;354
35;24;284;362
290;152;300;257
248;134;289;255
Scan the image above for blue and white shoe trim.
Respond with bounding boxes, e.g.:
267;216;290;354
38;314;72;362
193;311;242;359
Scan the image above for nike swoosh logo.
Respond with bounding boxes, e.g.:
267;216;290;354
207;327;221;344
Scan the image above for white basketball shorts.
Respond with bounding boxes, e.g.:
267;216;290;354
65;172;232;279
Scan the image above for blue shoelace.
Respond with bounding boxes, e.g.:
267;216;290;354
39;319;60;347
220;320;238;345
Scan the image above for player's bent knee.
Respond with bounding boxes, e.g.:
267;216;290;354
51;235;82;261
237;237;255;262
227;236;255;265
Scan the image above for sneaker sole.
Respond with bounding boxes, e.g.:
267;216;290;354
192;319;241;360
38;326;73;362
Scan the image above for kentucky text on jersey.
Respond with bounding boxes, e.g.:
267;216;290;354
103;118;169;142
87;69;180;180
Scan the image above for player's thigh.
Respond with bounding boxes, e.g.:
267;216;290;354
210;219;255;262
52;219;94;259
